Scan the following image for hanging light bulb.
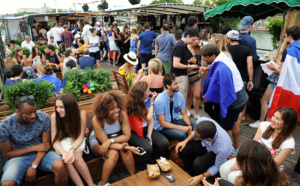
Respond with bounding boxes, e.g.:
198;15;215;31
98;1;108;9
129;0;141;5
82;4;89;11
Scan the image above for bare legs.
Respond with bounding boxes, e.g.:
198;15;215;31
259;88;273;122
52;159;68;185
186;82;201;115
73;152;94;186
112;51;121;65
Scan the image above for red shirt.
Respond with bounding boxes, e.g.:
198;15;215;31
61;31;74;48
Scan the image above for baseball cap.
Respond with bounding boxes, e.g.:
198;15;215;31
239;16;254;30
226;30;240;41
96;21;101;25
198;44;220;56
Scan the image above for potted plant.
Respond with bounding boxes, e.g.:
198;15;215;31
63;68;112;101
1;80;55;112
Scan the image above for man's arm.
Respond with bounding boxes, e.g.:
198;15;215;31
247;55;254;91
31;132;50;166
56;51;63;63
157;114;187;131
155;45;159;58
173;57;198;69
137;40;141;56
181;109;192;132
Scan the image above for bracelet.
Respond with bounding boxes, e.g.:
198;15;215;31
150;104;154;106
202;174;206;179
122;144;128;153
70;147;76;151
135;78;140;81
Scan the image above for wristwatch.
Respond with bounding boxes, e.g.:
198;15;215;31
31;163;38;169
110;138;115;144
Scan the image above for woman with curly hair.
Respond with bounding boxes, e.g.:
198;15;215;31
51;93;94;186
126;81;169;170
203;140;288;186
89;90;140;186
219;107;297;184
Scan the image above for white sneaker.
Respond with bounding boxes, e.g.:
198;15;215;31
193;114;201;120
187;110;191;117
249;120;260;128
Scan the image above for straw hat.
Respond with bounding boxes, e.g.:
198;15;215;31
123;52;138;65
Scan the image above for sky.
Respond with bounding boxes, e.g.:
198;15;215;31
0;0;195;14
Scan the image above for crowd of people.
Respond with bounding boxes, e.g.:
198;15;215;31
1;14;300;186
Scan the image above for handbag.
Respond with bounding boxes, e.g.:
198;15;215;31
188;69;202;83
32;58;43;68
107;131;122;138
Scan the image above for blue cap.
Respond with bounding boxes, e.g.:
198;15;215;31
239;16;254;30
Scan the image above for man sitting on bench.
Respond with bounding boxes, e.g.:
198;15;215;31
0;96;68;186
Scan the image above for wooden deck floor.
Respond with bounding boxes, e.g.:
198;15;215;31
97;105;300;185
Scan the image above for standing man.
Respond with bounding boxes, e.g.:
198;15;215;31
51;23;62;45
137;22;157;69
181;16;199;38
268;26;300;121
199;44;248;153
21;36;35;52
239;16;259;64
0;96;68;185
39;25;47;38
61;24;74;50
82;20;92;44
171;27;199;100
155;24;177;74
226;30;253;151
176;117;231;185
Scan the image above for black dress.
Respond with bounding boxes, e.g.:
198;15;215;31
120;34;130;65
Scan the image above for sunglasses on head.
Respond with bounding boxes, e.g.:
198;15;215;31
18;95;35;102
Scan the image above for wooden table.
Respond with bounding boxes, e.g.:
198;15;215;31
111;160;192;186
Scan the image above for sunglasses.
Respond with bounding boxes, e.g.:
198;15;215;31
18;95;34;102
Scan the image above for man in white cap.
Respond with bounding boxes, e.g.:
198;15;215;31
239;16;259;64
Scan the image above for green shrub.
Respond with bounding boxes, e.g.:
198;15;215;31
37;45;59;54
2;80;55;111
210;16;240;33
266;18;283;49
63;68;112;101
9;47;31;58
14;39;25;46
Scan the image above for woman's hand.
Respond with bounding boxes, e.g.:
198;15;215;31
268;53;276;61
231;162;240;171
99;139;111;156
267;63;276;70
137;68;144;79
127;146;141;155
150;92;157;105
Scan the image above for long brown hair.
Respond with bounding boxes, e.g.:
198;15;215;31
93;90;124;121
32;46;40;58
53;93;81;143
262;107;297;149
236;140;287;186
125;81;148;122
15;48;23;59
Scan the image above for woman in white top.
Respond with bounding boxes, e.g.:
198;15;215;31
63;49;78;76
109;25;121;66
219;107;297;184
86;28;100;66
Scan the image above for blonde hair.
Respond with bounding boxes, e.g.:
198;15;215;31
40;64;52;74
211;33;229;53
200;29;209;41
148;58;162;74
131;26;138;34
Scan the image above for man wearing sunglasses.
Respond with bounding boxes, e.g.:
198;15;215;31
0;96;68;185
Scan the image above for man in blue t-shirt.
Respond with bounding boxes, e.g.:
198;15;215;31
137;22;157;69
79;48;100;70
155;24;177;74
154;73;196;141
0;96;68;185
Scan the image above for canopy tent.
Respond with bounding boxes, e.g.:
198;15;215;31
105;3;211;16
204;0;300;21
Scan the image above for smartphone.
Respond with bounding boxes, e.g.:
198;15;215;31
136;147;146;155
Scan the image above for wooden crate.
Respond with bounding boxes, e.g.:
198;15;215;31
4;58;13;68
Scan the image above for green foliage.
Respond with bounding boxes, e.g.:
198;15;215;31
9;47;31;58
14;39;25;46
46;9;74;13
14;11;37;17
193;0;230;7
63;68;112;101
210;16;240;33
150;0;184;5
266;18;283;49
2;80;55;111
36;45;59;54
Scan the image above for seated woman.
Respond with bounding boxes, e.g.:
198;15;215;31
63;49;78;76
28;46;45;76
51;93;94;186
118;52;138;82
134;58;164;94
203;140;288;186
35;64;62;93
89;90;140;186
5;64;26;86
126;81;169;171
12;48;36;78
219;107;297;184
76;39;86;53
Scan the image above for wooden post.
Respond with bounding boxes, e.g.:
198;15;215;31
276;11;300;62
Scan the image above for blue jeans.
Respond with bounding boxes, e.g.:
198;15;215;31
1;151;62;185
159;119;196;141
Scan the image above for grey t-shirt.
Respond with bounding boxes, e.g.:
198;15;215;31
0;110;50;149
155;32;176;61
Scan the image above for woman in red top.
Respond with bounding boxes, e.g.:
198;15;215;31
125;81;169;170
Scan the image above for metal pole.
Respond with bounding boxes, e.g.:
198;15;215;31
55;0;58;13
280;5;286;39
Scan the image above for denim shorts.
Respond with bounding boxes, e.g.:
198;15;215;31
1;151;62;185
267;82;277;91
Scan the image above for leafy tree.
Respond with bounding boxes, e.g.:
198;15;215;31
150;0;184;5
193;0;230;8
210;16;241;33
14;11;37;17
266;18;283;49
46;9;74;13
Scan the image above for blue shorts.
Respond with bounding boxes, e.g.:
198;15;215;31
106;42;110;52
267;82;277;90
1;151;62;185
139;53;152;65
